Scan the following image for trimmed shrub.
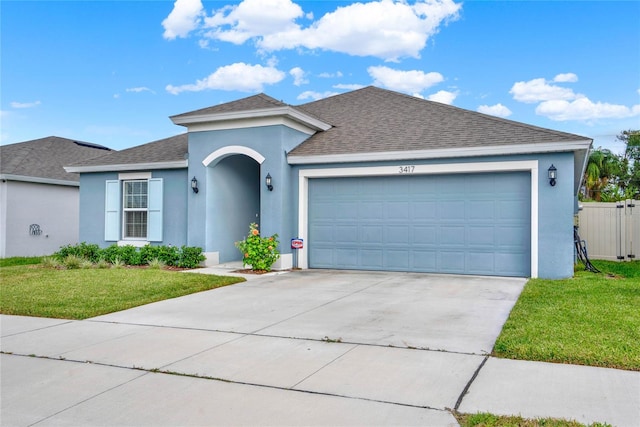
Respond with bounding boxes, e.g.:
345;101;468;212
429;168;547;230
177;246;206;268
55;242;101;263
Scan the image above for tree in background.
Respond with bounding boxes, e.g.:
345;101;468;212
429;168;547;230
619;130;640;194
583;147;622;201
582;130;640;201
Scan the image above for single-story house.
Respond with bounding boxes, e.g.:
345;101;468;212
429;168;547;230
0;136;112;257
66;86;592;279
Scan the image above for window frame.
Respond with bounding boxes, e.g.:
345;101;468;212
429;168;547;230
122;179;149;240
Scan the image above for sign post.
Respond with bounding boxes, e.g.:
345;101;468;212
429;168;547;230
291;238;303;269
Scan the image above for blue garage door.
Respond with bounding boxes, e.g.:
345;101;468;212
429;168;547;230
308;172;531;277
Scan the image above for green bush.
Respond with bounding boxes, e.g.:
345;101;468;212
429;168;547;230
55;242;101;263
235;223;280;271
158;245;180;266
52;243;206;269
177;246;206;268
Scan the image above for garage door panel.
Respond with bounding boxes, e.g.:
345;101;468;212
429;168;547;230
361;249;383;268
386;250;410;269
309;225;334;243
311;248;335;267
336;202;359;219
468;201;495;220
308;173;530;277
439;201;466;220
412;201;438;219
411;251;437;270
440;226;465;245
362;225;383;243
497;200;527;220
386;225;409;244
439;251;466;272
497;226;529;246
387;202;409;219
467;252;495;273
335;225;358;242
414;226;438;244
336;249;358;267
468;226;495;245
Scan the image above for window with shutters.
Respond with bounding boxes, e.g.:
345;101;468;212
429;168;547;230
105;177;163;243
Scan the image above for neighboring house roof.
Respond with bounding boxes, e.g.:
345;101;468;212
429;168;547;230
65;134;188;173
0;136;112;185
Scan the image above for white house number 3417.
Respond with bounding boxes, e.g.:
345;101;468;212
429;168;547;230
398;165;415;174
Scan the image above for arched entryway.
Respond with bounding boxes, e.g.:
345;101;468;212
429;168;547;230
203;147;264;263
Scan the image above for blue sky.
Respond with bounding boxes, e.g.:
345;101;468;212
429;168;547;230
2;0;639;154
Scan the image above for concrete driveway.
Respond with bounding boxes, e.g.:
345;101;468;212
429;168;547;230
94;269;526;354
2;270;527;426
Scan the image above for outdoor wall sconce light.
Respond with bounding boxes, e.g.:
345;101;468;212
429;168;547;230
266;173;273;191
548;164;557;187
191;176;199;193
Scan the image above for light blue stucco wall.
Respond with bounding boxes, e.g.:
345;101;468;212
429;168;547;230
292;151;577;279
187;125;310;262
78;169;188;247
78;127;578;279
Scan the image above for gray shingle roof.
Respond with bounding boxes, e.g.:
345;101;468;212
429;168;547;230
0;136;111;182
66;86;591;170
289;86;590;157
68;133;188;168
170;94;287;120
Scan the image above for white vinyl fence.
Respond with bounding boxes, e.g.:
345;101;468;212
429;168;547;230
577;200;639;261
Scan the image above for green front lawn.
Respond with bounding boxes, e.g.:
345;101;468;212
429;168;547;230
0;264;244;319
455;412;611;427
493;260;640;371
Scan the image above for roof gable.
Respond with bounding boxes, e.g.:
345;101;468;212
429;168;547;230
170;94;287;121
0;136;112;183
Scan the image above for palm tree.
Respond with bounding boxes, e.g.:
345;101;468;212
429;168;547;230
584;148;621;201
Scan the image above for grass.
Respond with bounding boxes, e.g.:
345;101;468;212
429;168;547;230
493;260;640;371
0;264;245;319
455;412;611;427
0;256;43;267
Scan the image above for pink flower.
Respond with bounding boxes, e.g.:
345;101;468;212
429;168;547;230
252;229;259;236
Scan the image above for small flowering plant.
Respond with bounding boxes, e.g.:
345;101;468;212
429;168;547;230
235;223;280;271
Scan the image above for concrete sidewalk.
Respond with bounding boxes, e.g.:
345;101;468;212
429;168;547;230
1;269;639;426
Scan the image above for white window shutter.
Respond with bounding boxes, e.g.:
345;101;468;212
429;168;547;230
105;180;121;241
147;178;163;242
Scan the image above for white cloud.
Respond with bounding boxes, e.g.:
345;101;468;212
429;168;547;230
510;78;577;104
427;90;457;105
511;74;640;121
162;0;204;40
368;66;443;94
318;71;343;78
204;0;304;45
166;62;285;94
10;100;41;109
126;87;155;94
171;0;462;61
333;83;365;90
553;73;578;83
289;67;308;86
477;103;512;118
536;98;640;121
297;90;340;101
